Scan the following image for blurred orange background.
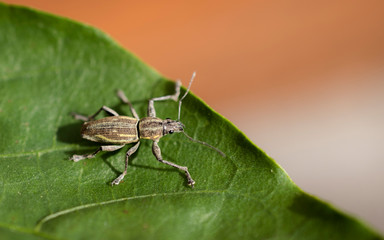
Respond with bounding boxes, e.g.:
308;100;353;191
4;0;384;233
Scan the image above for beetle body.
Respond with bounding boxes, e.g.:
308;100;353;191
71;74;224;187
81;116;184;144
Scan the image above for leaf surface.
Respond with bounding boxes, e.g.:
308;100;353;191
0;4;382;240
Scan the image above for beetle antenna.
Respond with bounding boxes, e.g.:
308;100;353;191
177;72;196;121
182;131;226;157
177;72;225;157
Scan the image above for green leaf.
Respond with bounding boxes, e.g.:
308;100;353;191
0;3;382;240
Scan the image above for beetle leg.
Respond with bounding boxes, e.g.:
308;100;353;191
152;140;195;187
111;141;140;186
147;80;181;117
71;106;119;121
70;145;125;162
116;90;140;120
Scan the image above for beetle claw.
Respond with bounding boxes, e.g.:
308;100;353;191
70;154;86;162
111;173;126;186
188;179;195;188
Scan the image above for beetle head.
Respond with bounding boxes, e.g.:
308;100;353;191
163;118;184;136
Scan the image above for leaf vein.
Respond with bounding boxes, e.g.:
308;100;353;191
35;190;225;231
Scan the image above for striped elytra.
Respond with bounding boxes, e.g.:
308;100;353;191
81;116;139;144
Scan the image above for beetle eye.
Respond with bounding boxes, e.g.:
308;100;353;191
169;130;174;134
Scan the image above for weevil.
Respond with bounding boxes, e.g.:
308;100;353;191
70;73;225;187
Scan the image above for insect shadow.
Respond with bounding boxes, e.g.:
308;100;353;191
56;121;94;146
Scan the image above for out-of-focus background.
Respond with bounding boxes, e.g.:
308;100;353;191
4;0;384;233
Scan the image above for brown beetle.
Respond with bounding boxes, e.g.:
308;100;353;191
70;73;224;187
